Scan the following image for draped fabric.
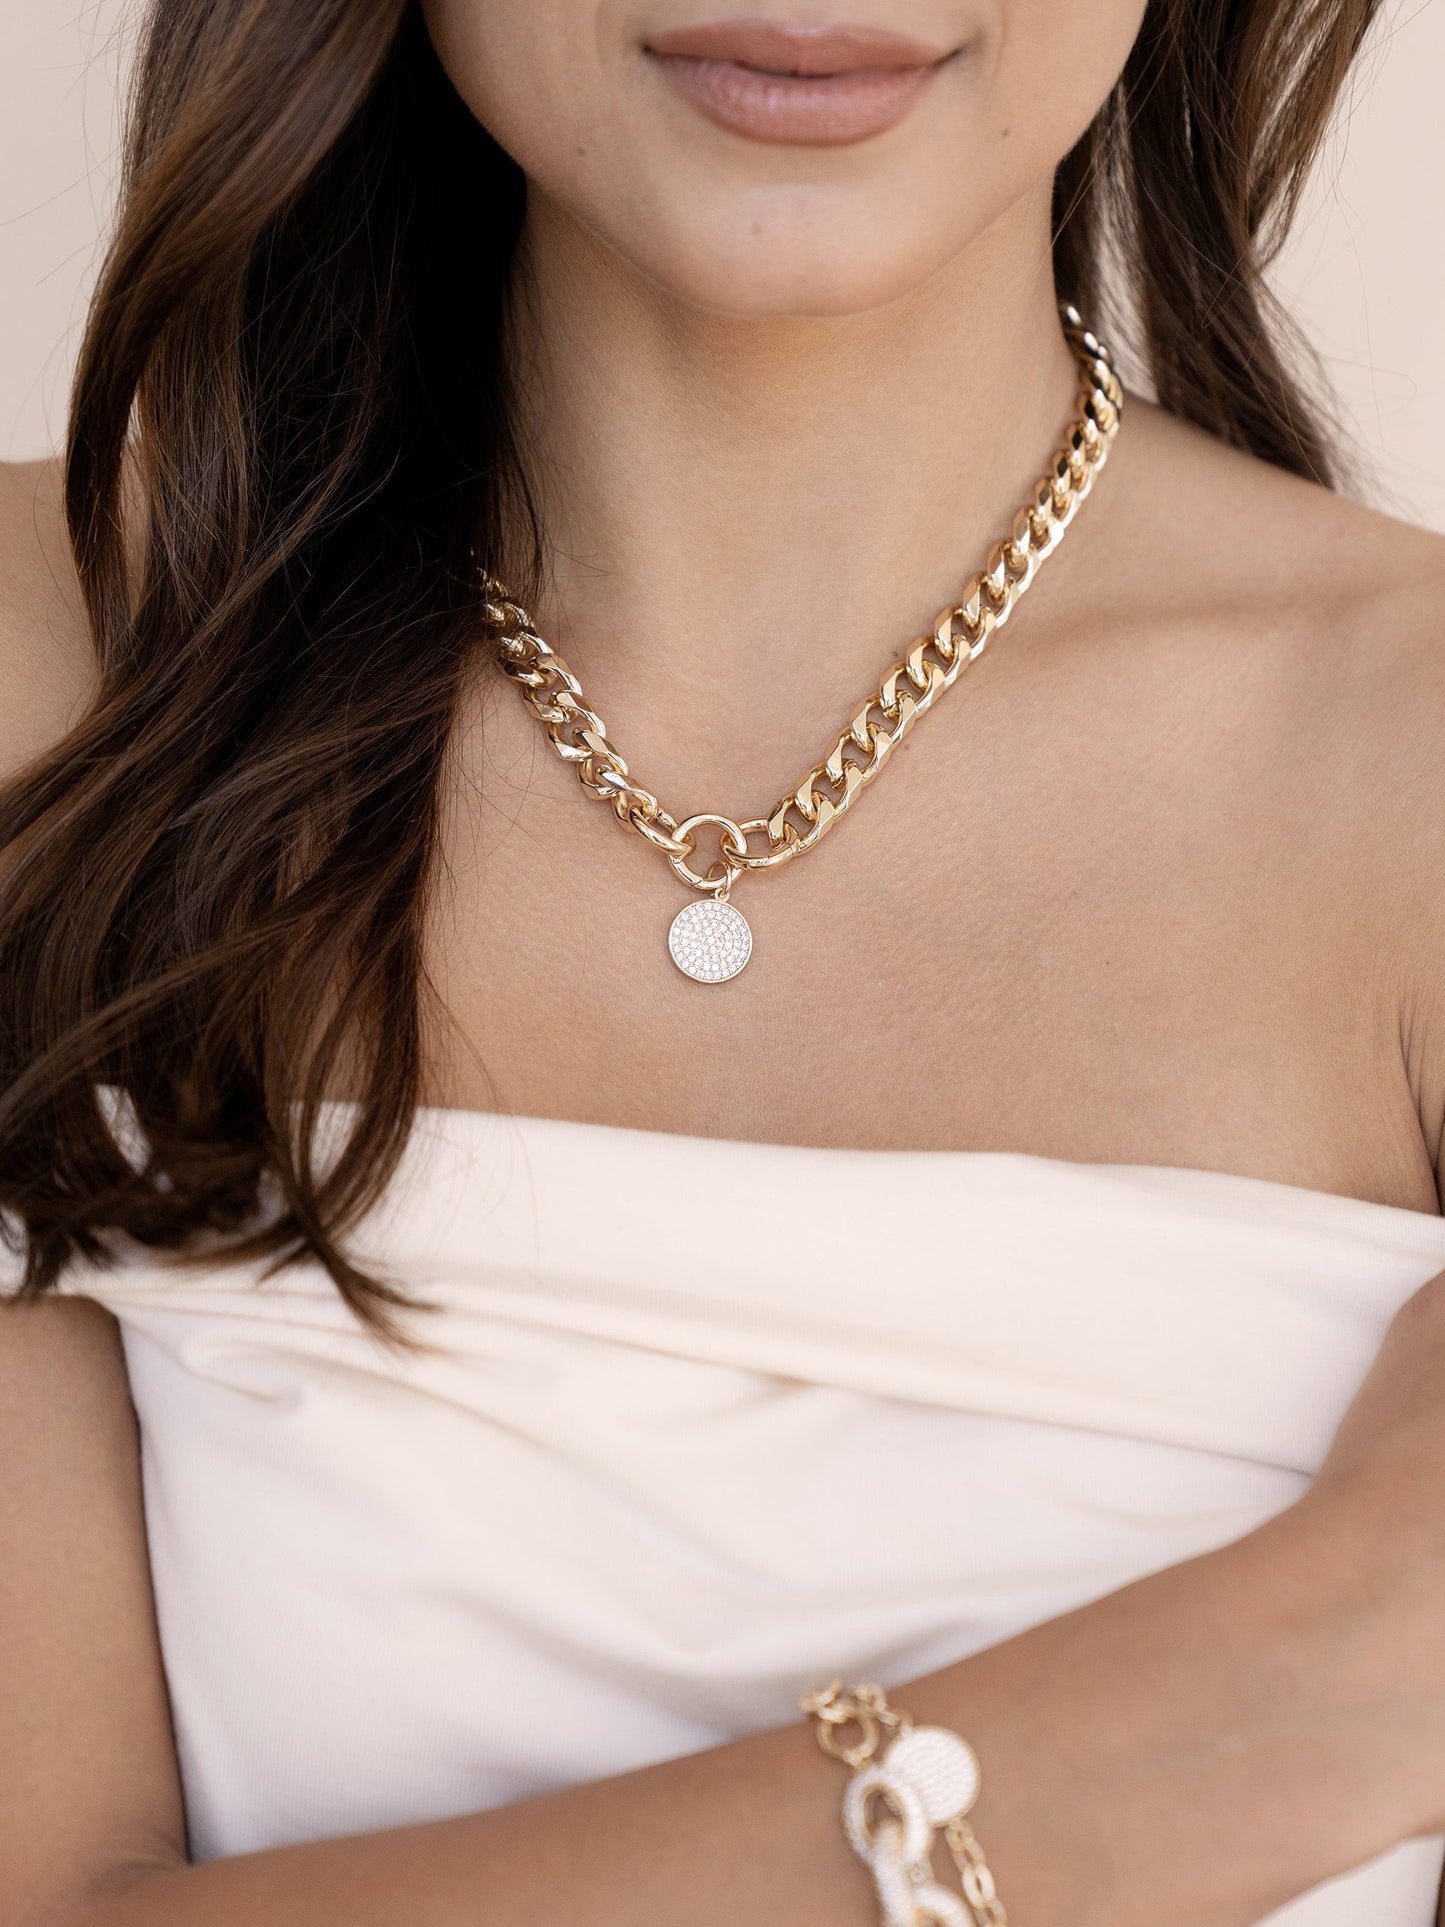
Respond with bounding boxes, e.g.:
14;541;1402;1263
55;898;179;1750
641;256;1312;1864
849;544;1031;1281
51;1107;1445;1919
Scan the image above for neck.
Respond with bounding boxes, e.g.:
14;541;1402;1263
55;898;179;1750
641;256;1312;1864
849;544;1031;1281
503;179;1081;799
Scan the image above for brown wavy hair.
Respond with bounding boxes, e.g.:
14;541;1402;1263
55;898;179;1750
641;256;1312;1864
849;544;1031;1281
0;0;1382;1325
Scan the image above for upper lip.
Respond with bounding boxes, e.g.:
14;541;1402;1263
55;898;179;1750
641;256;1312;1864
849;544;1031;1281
643;20;950;75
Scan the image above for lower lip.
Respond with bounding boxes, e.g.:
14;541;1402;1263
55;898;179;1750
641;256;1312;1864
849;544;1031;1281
648;53;941;146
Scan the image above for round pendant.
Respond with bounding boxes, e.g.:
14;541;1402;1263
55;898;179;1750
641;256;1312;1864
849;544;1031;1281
882;1726;981;1826
667;898;753;983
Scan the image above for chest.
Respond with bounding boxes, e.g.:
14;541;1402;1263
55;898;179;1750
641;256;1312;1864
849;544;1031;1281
424;645;1435;1211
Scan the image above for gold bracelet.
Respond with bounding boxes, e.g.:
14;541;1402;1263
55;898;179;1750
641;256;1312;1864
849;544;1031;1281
800;1680;1009;1927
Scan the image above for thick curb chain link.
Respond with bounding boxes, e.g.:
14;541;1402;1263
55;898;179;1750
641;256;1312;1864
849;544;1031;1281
482;306;1121;894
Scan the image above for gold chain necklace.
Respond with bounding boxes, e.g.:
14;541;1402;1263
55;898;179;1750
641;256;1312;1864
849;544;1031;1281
482;305;1122;984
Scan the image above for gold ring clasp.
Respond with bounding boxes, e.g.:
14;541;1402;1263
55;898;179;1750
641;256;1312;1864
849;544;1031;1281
669;813;748;897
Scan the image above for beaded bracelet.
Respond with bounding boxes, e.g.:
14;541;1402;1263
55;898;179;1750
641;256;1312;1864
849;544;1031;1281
800;1680;1009;1927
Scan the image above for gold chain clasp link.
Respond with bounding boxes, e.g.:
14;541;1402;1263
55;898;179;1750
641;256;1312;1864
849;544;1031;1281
667;813;749;898
799;1679;912;1771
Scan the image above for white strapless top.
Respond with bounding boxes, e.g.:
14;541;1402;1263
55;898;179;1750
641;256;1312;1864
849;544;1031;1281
51;1107;1445;1921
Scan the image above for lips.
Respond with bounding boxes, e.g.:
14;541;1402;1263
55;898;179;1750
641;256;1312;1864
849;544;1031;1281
644;20;951;147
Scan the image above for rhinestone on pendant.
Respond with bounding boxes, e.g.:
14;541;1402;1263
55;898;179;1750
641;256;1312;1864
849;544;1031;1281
667;898;753;983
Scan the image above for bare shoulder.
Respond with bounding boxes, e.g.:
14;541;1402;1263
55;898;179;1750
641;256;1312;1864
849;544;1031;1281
1096;402;1445;1149
1082;396;1445;943
1107;395;1445;617
0;458;97;782
1096;401;1445;786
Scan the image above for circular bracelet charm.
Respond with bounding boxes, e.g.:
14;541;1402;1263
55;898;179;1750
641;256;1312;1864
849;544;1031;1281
883;1725;981;1826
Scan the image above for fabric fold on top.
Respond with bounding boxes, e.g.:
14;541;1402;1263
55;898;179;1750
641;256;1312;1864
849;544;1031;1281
40;1107;1445;1923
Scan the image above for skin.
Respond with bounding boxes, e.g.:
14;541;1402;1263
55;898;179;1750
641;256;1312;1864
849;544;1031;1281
417;1;1445;1213
4;2;1445;1922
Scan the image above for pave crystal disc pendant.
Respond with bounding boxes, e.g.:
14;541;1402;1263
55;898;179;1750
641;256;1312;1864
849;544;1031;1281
668;896;753;983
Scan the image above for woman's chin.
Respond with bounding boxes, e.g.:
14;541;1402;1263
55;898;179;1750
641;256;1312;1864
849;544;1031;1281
544;192;988;324
647;253;942;321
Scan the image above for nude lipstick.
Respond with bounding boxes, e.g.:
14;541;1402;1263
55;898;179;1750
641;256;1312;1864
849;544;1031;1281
644;20;950;146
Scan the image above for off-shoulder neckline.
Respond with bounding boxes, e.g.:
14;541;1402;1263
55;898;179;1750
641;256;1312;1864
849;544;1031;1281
352;1099;1445;1234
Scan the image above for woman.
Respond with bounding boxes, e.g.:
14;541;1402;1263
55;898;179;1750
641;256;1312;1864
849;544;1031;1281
4;0;1445;1920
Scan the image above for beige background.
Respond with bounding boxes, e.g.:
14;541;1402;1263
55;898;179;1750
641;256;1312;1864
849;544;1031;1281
1;0;1442;529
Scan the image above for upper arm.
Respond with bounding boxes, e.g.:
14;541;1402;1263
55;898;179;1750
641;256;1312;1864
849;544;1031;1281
0;459;98;785
0;471;184;1910
0;1297;186;1919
